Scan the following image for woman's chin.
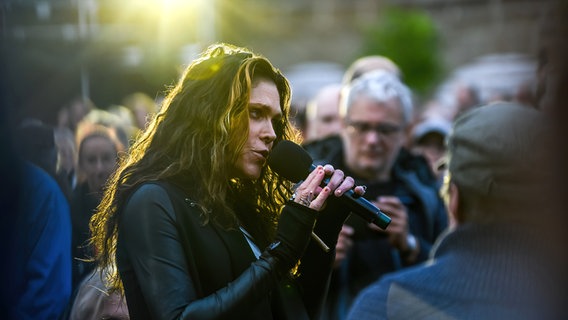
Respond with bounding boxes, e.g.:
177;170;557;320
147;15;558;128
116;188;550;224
232;167;261;181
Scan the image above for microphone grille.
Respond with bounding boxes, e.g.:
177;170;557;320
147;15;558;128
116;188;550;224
268;140;313;182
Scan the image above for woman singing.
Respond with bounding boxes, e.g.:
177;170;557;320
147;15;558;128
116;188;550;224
90;43;364;319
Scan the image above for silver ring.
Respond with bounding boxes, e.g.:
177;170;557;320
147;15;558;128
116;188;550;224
299;191;313;206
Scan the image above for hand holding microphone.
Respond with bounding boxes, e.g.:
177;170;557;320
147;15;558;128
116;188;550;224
268;140;391;230
289;164;365;211
270;162;361;269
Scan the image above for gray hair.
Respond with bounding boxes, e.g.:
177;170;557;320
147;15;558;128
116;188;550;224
340;69;413;125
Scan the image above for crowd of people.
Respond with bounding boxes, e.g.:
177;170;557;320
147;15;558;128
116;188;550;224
2;91;158;319
1;15;566;319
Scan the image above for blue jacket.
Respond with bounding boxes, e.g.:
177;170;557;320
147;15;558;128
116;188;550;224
1;162;72;319
347;223;562;320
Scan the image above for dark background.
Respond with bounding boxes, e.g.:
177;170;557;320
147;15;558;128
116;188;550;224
2;0;562;125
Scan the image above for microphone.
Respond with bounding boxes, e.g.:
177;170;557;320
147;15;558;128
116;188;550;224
268;140;391;230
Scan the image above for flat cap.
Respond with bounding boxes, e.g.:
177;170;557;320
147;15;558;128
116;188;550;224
447;102;553;203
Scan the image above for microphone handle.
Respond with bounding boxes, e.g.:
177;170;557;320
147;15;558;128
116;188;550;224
342;189;391;229
309;164;391;230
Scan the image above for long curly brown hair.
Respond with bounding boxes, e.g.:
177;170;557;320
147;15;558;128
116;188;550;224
90;43;301;293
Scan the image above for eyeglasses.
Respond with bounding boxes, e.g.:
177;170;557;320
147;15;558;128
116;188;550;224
345;121;402;137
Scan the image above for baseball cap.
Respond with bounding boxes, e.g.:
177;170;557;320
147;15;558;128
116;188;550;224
412;116;452;143
447;102;554;203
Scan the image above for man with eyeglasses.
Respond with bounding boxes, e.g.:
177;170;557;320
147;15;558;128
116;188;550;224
304;70;448;320
347;102;562;320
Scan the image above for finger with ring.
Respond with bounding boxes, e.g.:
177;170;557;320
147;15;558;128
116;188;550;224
299;191;313;206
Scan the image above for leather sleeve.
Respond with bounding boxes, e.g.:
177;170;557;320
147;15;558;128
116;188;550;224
296;196;351;318
118;184;285;320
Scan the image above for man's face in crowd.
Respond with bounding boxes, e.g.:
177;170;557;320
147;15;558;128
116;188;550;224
341;95;406;181
311;86;342;140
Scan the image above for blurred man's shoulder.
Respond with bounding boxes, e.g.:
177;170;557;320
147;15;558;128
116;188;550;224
395;148;438;186
302;135;343;161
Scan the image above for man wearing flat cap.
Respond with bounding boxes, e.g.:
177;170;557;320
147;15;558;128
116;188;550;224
347;102;563;320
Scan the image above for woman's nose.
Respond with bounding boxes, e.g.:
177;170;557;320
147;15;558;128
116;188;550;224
261;120;277;143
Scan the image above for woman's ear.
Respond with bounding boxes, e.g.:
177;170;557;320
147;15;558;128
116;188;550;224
448;182;463;229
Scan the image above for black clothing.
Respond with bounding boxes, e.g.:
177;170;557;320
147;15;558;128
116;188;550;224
117;181;347;319
70;182;98;291
303;135;448;319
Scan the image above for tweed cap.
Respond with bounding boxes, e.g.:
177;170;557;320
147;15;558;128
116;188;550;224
447;102;553;202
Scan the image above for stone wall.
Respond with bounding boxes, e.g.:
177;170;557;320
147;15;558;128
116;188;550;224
1;0;561;118
232;0;557;106
245;0;553;73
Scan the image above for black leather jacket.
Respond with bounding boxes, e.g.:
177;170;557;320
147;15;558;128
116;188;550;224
117;181;347;319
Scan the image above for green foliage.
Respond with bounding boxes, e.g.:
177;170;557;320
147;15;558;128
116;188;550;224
360;7;443;96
